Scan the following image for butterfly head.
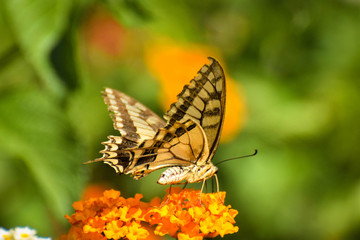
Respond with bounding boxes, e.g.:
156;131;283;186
187;163;218;184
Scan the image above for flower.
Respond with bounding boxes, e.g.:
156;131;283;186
146;188;239;239
0;228;10;240
0;227;51;240
63;188;238;240
144;38;246;142
63;189;157;240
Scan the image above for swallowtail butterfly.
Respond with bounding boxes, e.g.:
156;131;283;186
87;57;226;185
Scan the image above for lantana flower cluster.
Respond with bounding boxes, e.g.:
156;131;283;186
0;227;51;240
63;187;238;240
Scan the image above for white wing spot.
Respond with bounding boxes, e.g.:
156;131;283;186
108;144;119;151
109;99;118;105
182;88;191;98
127;110;140;117
147;116;161;125
133;122;154;132
105;88;114;94
216;77;222;91
198;89;209;100
127;105;141;113
135;103;147;111
202;115;221;128
109;105;119;112
208;72;215;81
115;117;123;123
186;105;201;119
193;96;205;111
137;129;156;138
201;66;209;73
119;129;127;136
195;74;202;80
120;98;129;105
203;81;215;93
205;99;220;110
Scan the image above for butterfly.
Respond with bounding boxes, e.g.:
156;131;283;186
86;57;226;186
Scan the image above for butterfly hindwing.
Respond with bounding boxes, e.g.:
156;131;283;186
103;88;166;142
124;119;208;179
88;88;166;173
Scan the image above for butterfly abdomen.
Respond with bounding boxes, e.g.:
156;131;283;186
157;163;218;185
157;166;191;185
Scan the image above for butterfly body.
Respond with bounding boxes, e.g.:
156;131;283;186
87;57;226;185
157;163;218;185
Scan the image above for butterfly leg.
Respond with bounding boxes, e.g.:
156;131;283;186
211;176;215;193
198;178;207;205
159;184;172;208
182;182;188;190
168;184;172;195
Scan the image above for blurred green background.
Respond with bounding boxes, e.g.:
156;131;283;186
1;0;360;239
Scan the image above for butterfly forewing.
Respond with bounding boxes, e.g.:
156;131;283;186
164;57;226;164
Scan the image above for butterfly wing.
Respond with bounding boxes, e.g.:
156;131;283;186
164;57;226;165
86;88;166;173
123;119;208;179
120;57;225;178
89;58;225;180
103;88;166;141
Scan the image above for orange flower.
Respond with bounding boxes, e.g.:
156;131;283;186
144;38;246;142
146;188;238;239
64;189;153;240
63;188;238;240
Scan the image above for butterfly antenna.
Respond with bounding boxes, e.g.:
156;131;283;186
215;149;258;166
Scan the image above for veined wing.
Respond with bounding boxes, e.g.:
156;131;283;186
123;119;208;179
86;88;166;172
103;88;166;142
164;57;226;164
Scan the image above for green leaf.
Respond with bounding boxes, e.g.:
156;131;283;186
2;0;73;99
0;90;86;219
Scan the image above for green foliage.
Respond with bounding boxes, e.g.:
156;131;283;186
0;0;359;239
2;0;73;99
